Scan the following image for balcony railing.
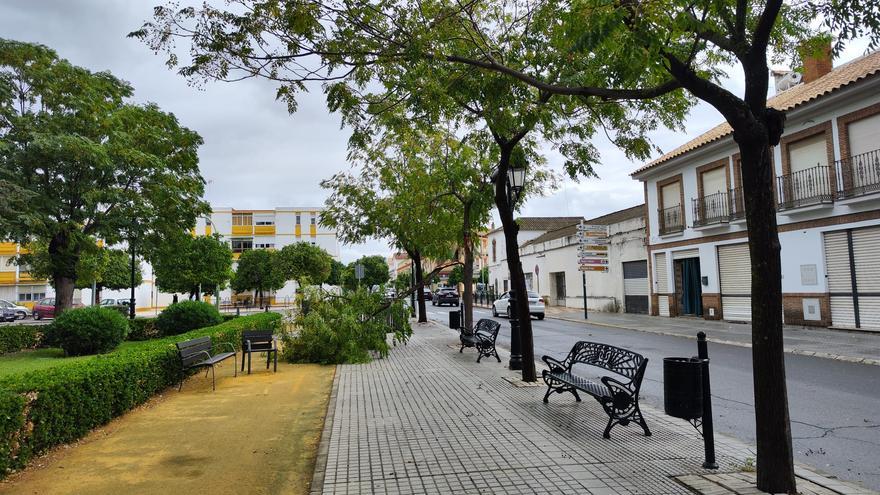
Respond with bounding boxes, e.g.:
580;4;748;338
776;164;833;210
728;186;746;220
692;191;730;227
658;204;684;235
837;148;880;199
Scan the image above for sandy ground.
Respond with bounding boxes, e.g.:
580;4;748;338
1;359;335;495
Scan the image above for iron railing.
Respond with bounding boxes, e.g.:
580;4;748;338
776;164;833;210
692;191;730;227
728;186;746;220
658;204;684;235
837;148;880;198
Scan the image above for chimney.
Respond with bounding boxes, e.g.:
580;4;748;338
799;39;833;84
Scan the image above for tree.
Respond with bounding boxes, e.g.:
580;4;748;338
447;265;464;289
276;242;332;288
231;249;285;308
0;39;208;315
342;256;390;291
327;259;346;287
151;233;233;299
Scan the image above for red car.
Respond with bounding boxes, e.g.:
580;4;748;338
32;298;83;320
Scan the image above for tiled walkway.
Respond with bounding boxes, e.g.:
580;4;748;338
314;323;760;494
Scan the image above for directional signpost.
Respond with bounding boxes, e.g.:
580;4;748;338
355;263;365;289
577;221;609;319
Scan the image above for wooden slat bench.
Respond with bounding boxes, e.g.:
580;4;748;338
542;341;651;439
241;330;278;374
176;336;237;391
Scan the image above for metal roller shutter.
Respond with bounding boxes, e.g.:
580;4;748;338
654;253;669;316
852;227;880;330
824;230;854;328
824;227;880;331
672;249;699;260
718;243;751;322
623;260;649;314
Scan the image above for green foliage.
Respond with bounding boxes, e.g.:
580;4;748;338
150;233;233;296
447;265;463;287
326;259;345;286
155;300;222;336
0;39;208;310
127;318;160;341
0;313;279;477
16;242;143;295
393;270;412;294
276;242;332;286
231;249;286;300
0;325;41;355
44;307;128;356
283;289;411;364
341;255;390;291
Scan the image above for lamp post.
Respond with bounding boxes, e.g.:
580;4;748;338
501;163;526;370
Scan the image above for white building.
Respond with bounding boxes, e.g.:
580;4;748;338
632;48;880;330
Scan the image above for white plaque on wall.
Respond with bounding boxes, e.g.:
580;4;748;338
800;264;818;286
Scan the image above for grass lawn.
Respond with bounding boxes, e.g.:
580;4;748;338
0;342;141;378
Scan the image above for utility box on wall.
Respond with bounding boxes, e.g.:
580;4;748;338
802;298;822;321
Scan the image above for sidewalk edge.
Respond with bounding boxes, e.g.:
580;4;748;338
308;364;340;495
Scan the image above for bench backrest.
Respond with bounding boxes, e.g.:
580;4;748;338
177;336;212;367
242;330;274;345
474;319;501;341
565;341;647;383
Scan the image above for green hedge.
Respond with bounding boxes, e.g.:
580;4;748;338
0;325;42;355
155;301;223;336
45;307;129;356
0;312;279;476
127;318;160;341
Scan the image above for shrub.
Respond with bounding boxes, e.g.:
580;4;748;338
0;325;41;355
0;312;279;477
44;307;128;356
127;318;160;341
155;301;222;336
283;289;411;364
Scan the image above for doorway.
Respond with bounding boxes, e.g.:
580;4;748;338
675;258;702;316
552;272;566;306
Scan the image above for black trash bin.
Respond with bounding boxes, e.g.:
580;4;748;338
449;310;460;330
663;357;704;420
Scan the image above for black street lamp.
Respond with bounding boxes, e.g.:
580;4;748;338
502;163;526;370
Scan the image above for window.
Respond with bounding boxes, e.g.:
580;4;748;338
254;242;275;249
232;213;253;226
492;239;497;262
254;220;274;226
296;214;301;225
231;238;253;253
310;213;317;225
700;166;727;196
18;287;46;302
660;181;681;209
657;175;684;234
788;134;828;174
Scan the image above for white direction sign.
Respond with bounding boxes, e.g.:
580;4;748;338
577;221;609;273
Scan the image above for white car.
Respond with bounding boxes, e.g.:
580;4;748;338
492;291;545;320
0;299;31;320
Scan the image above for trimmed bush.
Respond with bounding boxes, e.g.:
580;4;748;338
44;307;128;356
0;325;41;355
155;301;222;336
0;312;279;477
127;318;160;341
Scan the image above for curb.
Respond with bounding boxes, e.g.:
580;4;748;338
308;365;339;495
542;314;880;367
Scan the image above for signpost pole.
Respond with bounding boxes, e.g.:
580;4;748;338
582;271;588;319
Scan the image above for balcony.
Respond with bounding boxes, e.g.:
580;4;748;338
837;148;880;201
728;186;746;221
692;191;730;228
658;204;684;235
776;164;834;211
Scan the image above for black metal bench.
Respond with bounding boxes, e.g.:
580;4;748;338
459;318;501;363
241;330;278;374
176;336;237;391
542;341;651;439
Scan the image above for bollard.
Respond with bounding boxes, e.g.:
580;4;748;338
697;332;718;469
236;306;240;317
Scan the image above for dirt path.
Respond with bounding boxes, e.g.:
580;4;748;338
1;361;334;495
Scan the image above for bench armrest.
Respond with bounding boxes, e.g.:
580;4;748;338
213;342;236;354
601;375;633;394
542;356;568;373
183;350;212;367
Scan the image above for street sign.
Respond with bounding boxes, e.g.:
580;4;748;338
577;222;609;273
354;263;365;280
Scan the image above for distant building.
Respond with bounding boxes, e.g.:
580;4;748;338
0;243;52;310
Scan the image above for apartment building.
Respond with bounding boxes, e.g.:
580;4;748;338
632;49;880;331
0;242;49;310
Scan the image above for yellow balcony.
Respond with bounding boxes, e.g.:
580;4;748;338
232;225;253;235
254;225;276;236
18;272;41;283
309;224;317;237
232;252;241;260
0;272;15;285
295;224;302;237
205;224;213;236
0;243;17;255
18;301;35;310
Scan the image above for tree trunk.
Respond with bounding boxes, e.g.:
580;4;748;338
495;145;537;382
462;201;475;330
48;230;78;314
412;251;427;323
738;134;796;494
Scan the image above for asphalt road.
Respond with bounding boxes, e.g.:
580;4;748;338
424;304;880;491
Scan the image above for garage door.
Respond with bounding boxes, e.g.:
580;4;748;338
654;252;669;316
718;243;751;322
623;260;649;314
825;227;880;330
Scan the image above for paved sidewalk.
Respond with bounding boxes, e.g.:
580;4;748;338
311;323;876;494
476;303;880;366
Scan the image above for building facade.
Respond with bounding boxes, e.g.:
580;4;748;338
633;49;880;331
0;243;50;310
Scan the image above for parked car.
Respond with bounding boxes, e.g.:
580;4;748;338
1;307;15;323
32;298;83;320
491;291;545;320
0;299;31;320
421;287;433;301
432;287;460;307
100;298;131;306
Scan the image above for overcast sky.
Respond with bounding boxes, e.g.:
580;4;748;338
0;1;870;263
